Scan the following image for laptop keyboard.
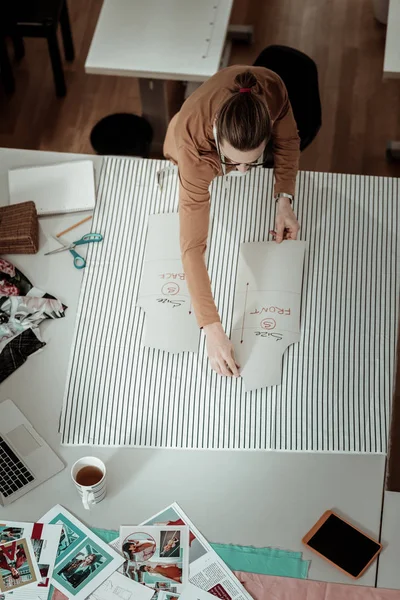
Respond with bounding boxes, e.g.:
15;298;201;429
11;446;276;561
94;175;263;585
0;436;35;498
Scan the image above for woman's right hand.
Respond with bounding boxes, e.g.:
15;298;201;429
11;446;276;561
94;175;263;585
204;322;240;377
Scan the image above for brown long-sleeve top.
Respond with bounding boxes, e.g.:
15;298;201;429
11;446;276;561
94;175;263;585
163;65;300;328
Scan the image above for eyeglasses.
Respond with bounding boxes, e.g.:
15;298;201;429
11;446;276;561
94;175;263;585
220;158;265;168
219;148;266;169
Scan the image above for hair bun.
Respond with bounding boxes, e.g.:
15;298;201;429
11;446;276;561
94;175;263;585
233;71;258;93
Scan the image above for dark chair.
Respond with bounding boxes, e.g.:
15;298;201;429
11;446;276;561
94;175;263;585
90;114;154;158
0;6;18;94
2;0;75;97
0;35;15;94
253;45;322;154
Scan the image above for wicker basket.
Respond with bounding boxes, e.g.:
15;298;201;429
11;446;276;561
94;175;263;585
0;201;39;254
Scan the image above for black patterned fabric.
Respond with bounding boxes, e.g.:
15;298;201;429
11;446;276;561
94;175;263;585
0;257;66;383
0;328;45;383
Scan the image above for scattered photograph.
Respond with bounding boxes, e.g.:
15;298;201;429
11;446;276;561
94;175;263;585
57;544;106;589
0;539;39;593
158;591;180;600
57;521;79;556
122;533;157;563
155;583;177;592
54;540;112;596
51;514;85;564
120;526;189;592
141;506;207;564
0;527;24;543
0;521;63;594
150;582;180;600
38;563;50;587
127;562;183;585
40;505;124;600
160;532;180;559
32;538;44;562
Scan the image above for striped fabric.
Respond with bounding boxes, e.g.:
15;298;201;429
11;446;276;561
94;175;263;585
60;157;399;451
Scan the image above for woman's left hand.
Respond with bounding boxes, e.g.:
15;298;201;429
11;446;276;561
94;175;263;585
270;197;300;243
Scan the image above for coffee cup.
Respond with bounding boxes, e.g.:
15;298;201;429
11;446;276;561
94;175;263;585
71;457;106;510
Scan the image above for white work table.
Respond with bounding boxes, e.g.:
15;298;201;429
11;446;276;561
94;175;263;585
0;148;391;589
383;0;400;159
86;0;233;82
85;0;235;152
384;0;400;79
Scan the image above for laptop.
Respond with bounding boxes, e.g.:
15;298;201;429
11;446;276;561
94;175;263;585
0;399;65;507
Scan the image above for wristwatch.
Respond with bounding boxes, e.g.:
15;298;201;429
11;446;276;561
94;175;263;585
274;192;294;205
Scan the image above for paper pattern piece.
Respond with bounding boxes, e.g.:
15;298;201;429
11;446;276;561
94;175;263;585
8;160;96;216
0;521;62;598
39;505;124;600
232;241;306;391
119;526;189;590
0;538;40;594
141;503;252;600
137;213;199;354
88;571;154;600
60;158;400;452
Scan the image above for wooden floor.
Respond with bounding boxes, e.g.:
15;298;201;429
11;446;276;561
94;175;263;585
1;0;400;178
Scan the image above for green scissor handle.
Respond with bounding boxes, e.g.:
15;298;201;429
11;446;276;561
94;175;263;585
70;249;86;269
70;233;102;269
73;233;103;247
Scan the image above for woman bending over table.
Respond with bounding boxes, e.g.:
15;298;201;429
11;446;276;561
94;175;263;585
164;66;300;377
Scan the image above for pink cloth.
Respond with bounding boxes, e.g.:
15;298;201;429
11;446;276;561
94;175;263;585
234;571;400;599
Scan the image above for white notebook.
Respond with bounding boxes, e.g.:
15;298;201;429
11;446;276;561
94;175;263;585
8;160;96;216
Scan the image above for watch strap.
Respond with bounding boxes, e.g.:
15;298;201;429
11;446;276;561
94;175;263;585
274;192;294;204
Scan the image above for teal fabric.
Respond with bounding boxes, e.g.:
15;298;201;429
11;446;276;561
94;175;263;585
90;527;309;580
211;542;309;579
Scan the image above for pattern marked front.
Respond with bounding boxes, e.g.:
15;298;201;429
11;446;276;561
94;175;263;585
60;158;399;451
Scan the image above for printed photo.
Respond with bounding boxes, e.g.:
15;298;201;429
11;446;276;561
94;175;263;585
128;562;183;585
120;525;189;592
0;539;38;593
155;583;177;592
31;539;50;587
142;508;206;564
32;538;44;562
151;585;179;600
54;539;113;596
57;545;106;589
52;517;86;563
38;563;50;587
0;527;24;543
158;592;180;600
122;532;157;563
148;513;196;547
160;532;180;559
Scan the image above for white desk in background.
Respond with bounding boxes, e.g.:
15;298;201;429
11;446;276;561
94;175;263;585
0;147;388;588
383;0;400;79
85;0;238;153
383;0;400;159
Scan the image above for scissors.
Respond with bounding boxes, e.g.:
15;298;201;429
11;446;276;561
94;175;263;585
45;233;103;269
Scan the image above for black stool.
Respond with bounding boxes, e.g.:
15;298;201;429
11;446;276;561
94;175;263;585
5;0;75;97
90;114;154;158
254;45;322;160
